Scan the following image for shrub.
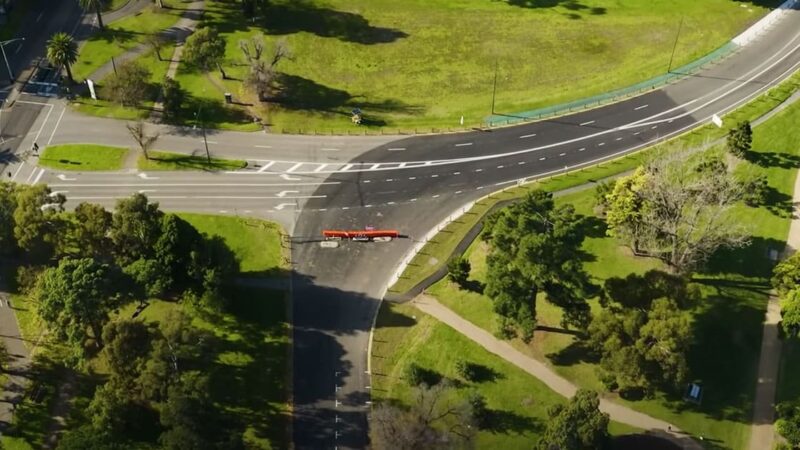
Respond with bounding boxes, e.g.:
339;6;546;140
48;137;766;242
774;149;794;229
727;121;752;158
447;256;471;287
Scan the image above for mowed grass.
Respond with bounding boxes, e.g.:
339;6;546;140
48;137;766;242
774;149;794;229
417;99;800;449
190;0;774;132
371;302;640;449
38;144;128;171
177;213;289;275
138;150;247;171
72;0;182;81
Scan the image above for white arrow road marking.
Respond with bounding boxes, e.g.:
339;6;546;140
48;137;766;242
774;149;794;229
138;173;159;180
280;174;301;181
276;190;299;198
274;203;296;211
56;174;76;181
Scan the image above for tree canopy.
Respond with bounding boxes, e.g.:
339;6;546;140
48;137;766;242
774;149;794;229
536;389;609;450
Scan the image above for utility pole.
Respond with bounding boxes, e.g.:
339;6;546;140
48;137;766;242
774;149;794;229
667;17;684;74
196;105;210;163
491;61;498;115
0;37;25;84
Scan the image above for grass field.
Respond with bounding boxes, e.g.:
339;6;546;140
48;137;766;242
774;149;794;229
371;302;640;449
173;0;777;132
2;214;290;449
138;150;247;171
400;97;800;449
38;144;128;171
72;0;182;82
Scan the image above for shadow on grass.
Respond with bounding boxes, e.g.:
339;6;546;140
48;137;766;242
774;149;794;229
484;408;543;434
506;0;607;17
745;150;800;170
702;236;786;278
546;338;597;366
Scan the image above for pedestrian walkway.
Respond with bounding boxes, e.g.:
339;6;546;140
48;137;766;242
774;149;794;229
412;294;704;450
0;274;32;433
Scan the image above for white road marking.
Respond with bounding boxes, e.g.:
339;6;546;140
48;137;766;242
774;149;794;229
410;198;417;202
14;44;22;55
431;174;439;177
138;189;156;194
578;147;586;151
314;164;328;172
56;174;76;181
598;142;606;146
518;161;525;165
274;203;296;211
615;137;623;141
363;180;371;183
342;164;353;171
651;125;658;129
455;190;462;194
580;120;595;126
432;194;440;198
559;153;566;156
254;145;272;148
276;190;299;198
455;142;473;147
408;177;416;180
540;157;546;160
46;107;67;146
321;148;340;152
286;163;303;173
33;169;45;184
387;147;405;151
634;104;649;111
280;173;301;181
475;169;483;172
36;12;44;22
387;201;395;205
519;133;537;139
200;139;218;144
138;173;159;180
385;178;393;182
257;161;276;172
365;204;373;208
50;182;339;187
497;165;504;168
11;163;25;181
370;164;381;170
633;131;641;136
453;171;461;175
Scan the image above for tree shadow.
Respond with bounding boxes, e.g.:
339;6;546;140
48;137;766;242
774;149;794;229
702;236;786;278
545;339;598;366
462;279;485;294
745;150;800;169
505;0;607;16
744;184;795;218
256;1;408;45
484;408;543;434
463;362;505;383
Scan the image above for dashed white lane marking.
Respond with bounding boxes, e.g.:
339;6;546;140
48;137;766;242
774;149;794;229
432;194;440;198
33;168;45;184
342;164;353;171
578;147;586;152
388;147;406;151
409;176;416;180
651;125;658;129
387;201;395;205
11;162;25;181
455;190;462;194
559;153;566;156
497;165;504;168
36;12;44;22
410;198;417;202
453;171;461;175
519;133;537;139
219;210;228;213
257;161;276;172
634;104;649;111
342;207;350;210
365;204;373;208
314;164;328;172
598;142;606;146
254;145;272;148
475;169;483;172
540;157;546;160
286;163;303;173
385;178;393;182
633;131;641;136
363;180;371;183
455;142;473;147
321;148;340;152
518;162;525;165
615;137;623;141
431;174;439;178
580;120;595;126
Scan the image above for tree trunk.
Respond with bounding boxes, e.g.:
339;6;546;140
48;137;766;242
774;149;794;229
64;63;74;84
95;4;104;29
155;47;162;61
217;62;227;80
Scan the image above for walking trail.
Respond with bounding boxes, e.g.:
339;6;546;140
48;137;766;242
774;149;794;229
412;294;704;449
0;276;32;435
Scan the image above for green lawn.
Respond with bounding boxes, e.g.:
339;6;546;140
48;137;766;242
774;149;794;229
138;150;247;171
38;144;128;171
180;0;775;133
388;69;800;296
372;302;640;449
177;213;289;275
412;97;800;449
72;0;182;82
171;67;263;131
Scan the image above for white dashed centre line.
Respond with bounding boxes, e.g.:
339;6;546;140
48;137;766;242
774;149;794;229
453;172;461;175
432;194;440;198
518;162;525;165
615;137;623;141
363;180;371;183
559;153;566;156
385;178;393;182
254;145;272;148
580;120;595;126
455;142;473;147
578;147;586;152
598;142;606;146
633;131;641;136
651;125;658;129
634;104;649;111
519;133;537;139
409;176;416;180
455;190;462;194
431;174;439;178
475;169;483;172
497;165;504;169
539;157;546;160
388;147;406;151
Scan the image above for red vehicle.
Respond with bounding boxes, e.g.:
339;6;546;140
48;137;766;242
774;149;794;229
323;229;399;241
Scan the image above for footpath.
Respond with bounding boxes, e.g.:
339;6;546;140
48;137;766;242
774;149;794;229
0;273;32;435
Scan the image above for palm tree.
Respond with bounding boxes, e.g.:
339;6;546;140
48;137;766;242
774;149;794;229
78;0;106;30
46;33;78;84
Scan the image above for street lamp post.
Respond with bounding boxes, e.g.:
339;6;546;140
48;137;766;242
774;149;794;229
0;37;26;84
667;17;684;74
491;61;498;115
195;105;211;164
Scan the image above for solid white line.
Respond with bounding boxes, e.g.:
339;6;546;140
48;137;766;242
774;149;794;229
580;120;595;126
455;142;473;147
519;133;537;139
634;104;649;111
68;195;328;200
387;148;406;151
254;145;272;149
11;163;25;181
257;161;276;172
46;107;66;146
286;163;303;173
49;182;339;187
314;164;328;172
33;169;45;185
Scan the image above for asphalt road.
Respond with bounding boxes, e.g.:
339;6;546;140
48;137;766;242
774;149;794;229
1;3;799;449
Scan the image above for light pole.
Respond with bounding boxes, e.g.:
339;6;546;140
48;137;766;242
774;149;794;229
491;61;498;115
194;105;211;164
667;17;684;74
0;37;25;84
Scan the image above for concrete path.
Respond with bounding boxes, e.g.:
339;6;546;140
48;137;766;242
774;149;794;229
748;297;783;450
85;1;205;83
412;294;704;450
0;276;32;433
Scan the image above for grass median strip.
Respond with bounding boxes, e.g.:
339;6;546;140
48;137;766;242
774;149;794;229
388;69;800;295
138;151;247;171
38;144;128;171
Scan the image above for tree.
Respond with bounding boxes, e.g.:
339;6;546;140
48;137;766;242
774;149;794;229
145;33;166;61
0;182;18;255
739;172;769;207
102;320;153;384
537;390;609;450
78;0;106;30
371;383;475;450
605;150;749;273
110;193;164;265
70;202;112;259
467;392;489;429
161;77;184;121
13;184;64;261
159;372;213;450
46;32;78;84
33;258;118;361
593;179;614;216
126;121;159;160
772;252;800;297
240;35;290;101
777;401;800;447
105;61;151;106
447;256;471;288
183;27;226;79
483;190;593;339
727;121;753;158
